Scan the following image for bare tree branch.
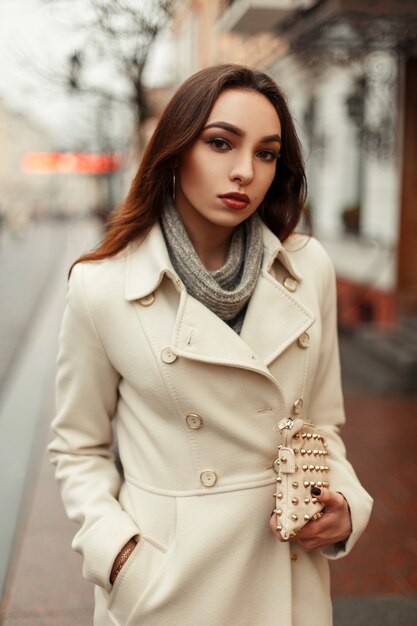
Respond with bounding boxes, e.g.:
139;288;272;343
40;0;177;126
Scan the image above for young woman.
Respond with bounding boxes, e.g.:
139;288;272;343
49;64;372;626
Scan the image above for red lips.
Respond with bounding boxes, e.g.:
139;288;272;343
219;192;250;203
218;192;250;211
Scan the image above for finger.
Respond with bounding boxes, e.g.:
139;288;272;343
295;513;329;544
310;486;345;512
295;513;334;550
296;494;351;548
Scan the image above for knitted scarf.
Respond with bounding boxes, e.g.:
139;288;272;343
160;203;263;334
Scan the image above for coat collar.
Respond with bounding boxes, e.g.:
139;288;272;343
124;222;182;301
172;270;314;370
124;220;302;302
124;221;314;371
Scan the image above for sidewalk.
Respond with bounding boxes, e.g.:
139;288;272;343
330;395;417;624
0;230;416;624
0;219;98;625
0;421;94;625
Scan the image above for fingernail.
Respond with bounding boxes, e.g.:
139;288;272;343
311;487;321;496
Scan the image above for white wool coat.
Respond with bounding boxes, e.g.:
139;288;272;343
49;221;373;626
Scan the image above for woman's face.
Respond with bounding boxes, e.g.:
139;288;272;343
175;88;281;236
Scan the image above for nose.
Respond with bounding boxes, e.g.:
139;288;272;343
229;151;254;186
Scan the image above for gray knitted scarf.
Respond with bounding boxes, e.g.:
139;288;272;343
160;203;263;334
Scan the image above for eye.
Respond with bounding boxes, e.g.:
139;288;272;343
206;137;232;151
257;149;280;162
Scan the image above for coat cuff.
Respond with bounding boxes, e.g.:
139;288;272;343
72;509;140;592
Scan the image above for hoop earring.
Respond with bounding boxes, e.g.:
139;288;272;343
172;172;176;203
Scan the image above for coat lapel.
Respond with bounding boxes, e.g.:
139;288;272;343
240;269;315;366
171;268;315;373
125;221;315;374
171;290;272;378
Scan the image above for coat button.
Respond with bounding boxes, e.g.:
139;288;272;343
297;332;310;349
292;398;304;415
283;276;298;292
160;347;177;363
138;293;155;306
186;413;203;429
200;469;217;487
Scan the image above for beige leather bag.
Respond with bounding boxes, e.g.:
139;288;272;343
272;417;330;540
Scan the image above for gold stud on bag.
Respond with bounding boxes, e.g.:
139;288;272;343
272;417;330;540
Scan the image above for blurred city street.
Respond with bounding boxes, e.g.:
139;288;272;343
0;218;99;626
0;218;416;626
0;1;416;624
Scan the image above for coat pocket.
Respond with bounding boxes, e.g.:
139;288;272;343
107;536;165;626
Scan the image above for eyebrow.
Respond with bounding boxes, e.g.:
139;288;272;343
203;121;282;145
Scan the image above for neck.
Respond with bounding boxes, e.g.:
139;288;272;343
160;203;263;335
189;234;232;271
176;207;235;271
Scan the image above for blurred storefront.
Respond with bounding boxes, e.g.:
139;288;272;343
168;0;417;328
0;99;54;226
0;98;103;224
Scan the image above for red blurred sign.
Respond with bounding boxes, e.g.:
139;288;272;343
21;152;126;174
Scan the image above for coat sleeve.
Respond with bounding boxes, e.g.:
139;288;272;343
48;263;140;592
306;241;373;559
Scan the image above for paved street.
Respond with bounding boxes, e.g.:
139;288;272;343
0;221;416;625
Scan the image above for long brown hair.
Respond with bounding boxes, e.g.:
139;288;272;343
72;64;307;271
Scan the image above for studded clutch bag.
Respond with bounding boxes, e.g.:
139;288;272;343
272;417;330;540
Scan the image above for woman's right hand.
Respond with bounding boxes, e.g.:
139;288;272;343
109;538;138;584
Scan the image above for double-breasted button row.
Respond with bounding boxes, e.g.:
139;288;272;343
200;469;217;487
186;413;203;430
185;416;214;486
160;347;177;363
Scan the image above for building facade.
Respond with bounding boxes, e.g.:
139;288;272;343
167;0;417;324
0;99;103;225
